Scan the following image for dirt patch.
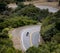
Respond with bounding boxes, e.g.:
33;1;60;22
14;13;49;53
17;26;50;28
24;1;60;9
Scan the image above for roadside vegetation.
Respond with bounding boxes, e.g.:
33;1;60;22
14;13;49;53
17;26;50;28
16;4;49;21
26;10;60;53
0;0;60;53
0;1;38;53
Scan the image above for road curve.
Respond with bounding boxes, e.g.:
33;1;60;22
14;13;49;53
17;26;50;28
20;25;41;51
9;25;42;51
35;5;59;13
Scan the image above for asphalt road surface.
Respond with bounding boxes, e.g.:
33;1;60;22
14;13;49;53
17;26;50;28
10;25;41;51
36;5;59;13
20;25;41;51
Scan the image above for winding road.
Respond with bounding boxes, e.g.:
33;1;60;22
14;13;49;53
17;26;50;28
20;25;41;51
36;5;59;13
9;25;42;51
9;5;59;51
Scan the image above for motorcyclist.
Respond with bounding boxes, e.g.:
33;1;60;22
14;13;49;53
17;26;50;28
26;32;29;36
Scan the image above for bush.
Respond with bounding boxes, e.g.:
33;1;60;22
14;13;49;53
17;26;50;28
41;16;56;41
26;47;39;53
0;45;22;53
26;41;60;53
0;16;37;30
0;38;13;47
0;3;7;13
15;2;26;12
16;4;49;21
52;33;60;43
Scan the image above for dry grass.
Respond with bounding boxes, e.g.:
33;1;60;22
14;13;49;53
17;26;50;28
24;1;60;9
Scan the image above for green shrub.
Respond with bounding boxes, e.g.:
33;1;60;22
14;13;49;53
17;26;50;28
0;16;37;30
41;16;56;41
52;33;60;43
0;45;22;53
0;38;13;47
0;3;7;13
16;4;49;21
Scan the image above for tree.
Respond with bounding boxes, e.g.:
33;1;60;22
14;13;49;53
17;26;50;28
26;47;40;53
41;10;60;41
52;33;60;43
41;16;56;41
17;4;49;21
0;3;7;13
0;45;22;53
0;0;15;4
59;0;60;6
26;41;60;53
0;16;37;30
